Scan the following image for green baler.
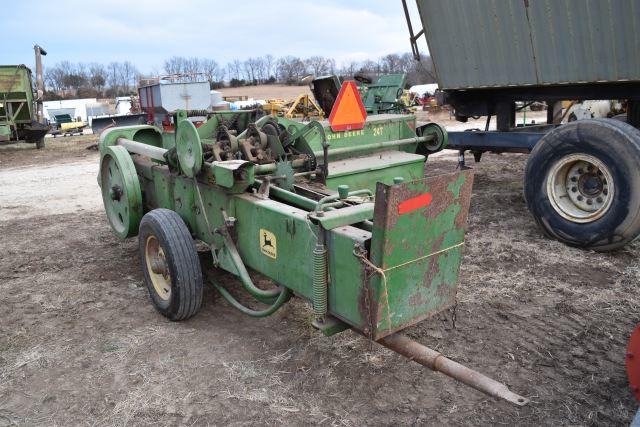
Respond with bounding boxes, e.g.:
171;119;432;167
98;110;528;405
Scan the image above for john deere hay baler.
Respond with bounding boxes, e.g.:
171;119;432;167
98;108;529;405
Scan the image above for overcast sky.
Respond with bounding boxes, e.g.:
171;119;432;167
2;0;426;73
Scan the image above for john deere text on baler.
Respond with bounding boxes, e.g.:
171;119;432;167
98;85;529;405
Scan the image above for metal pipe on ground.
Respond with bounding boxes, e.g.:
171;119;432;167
378;333;530;406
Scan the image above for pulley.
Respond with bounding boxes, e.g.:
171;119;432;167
99;145;143;238
176;119;203;177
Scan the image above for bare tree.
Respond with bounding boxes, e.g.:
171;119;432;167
201;59;223;83
119;61;138;93
277;56;307;84
305;56;334;76
263;54;275;81
381;53;402;74
163;56;184;75
340;61;360;78
107;62;122;94
88;63;107;93
253;57;266;83
41;50;433;97
243;58;257;84
227;60;243;82
44;65;66;93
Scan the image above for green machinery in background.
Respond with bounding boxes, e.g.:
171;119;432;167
98;109;529;405
357;73;408;115
0;45;49;148
311;73;408;117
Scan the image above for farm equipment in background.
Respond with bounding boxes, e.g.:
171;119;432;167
0;45;49;149
357;73;409;115
310;73;408;117
262;94;324;120
90;113;146;136
91;76;209;135
49;113;87;137
97;80;530;406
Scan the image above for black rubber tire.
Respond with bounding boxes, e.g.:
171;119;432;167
612;113;627;123
138;209;203;320
524;118;640;251
35;138;45;149
628;100;640;129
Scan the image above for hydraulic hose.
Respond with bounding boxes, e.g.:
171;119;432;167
212;282;292;318
219;229;282;304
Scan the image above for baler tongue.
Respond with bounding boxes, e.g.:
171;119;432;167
378;333;530;406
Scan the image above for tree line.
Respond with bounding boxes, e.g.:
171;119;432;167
43;52;435;100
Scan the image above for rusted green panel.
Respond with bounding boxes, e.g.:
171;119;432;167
367;169;474;339
326;226;369;328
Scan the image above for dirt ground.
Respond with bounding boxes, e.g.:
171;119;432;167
1;118;639;426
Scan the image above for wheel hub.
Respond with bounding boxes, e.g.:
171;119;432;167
145;235;172;301
110;185;123;201
546;153;614;223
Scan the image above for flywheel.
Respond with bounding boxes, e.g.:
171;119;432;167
100;145;143;238
176;119;203;177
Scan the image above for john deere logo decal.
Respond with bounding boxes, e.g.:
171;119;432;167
260;228;277;259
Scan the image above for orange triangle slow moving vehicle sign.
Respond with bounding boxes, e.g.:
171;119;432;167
328;81;367;131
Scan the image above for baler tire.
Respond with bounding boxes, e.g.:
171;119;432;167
524;118;640;251
138;209;203;321
35;138;45;149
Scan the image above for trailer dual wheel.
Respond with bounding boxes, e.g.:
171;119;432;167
525;119;640;251
138;209;203;321
99;145;143;238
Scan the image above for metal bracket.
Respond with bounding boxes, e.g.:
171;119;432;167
402;0;425;61
312;315;350;337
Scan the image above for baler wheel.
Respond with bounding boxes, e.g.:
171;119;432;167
138;209;203;321
99;145;143;238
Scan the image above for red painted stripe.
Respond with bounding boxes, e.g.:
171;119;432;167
398;193;432;215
